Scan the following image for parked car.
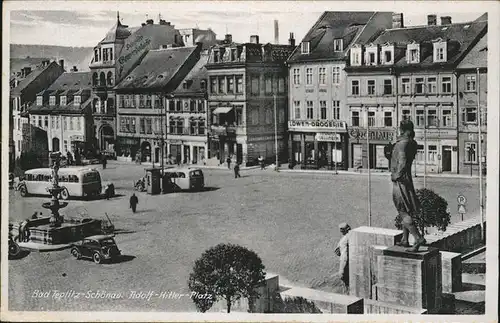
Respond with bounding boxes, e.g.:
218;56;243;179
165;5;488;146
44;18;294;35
70;235;121;264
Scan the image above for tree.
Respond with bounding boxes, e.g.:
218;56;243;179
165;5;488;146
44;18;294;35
395;188;451;234
188;243;266;313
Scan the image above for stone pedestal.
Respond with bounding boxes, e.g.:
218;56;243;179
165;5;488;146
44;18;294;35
375;245;443;313
279;287;363;314
441;251;462;293
349;226;403;299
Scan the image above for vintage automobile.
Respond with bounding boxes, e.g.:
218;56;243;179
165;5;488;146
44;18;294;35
70;235;121;264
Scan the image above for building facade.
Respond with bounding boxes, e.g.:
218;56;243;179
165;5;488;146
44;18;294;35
286;11;394;169
206;34;294;166
178;28;217;50
345;14;487;173
27;72;93;156
114;45;203;164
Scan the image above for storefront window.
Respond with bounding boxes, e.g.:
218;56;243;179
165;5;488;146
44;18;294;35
428;145;438;164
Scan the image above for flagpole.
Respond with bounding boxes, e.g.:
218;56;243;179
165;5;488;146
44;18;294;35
274;94;279;171
477;68;484;242
367;109;372;226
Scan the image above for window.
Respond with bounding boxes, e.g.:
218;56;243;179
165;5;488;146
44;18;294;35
332;101;340;120
69;117;74;130
265;108;272;124
60;96;67;106
332;66;341;84
416;144;425;163
427;108;438;127
56;116;59;129
368;111;376;127
401;78;410;94
464;107;477;123
368;52;376;65
427;77;437;94
213;50;219;63
383;79;393;95
210;77;217;93
228;77;234;93
306;68;313;85
434;42;447;62
138;95;145;108
278;77;285;93
441;76;452;93
351;80;359;95
38;116;42;127
465;142;477;163
76;117;81;130
176;100;181;111
384;111;393;127
320;101;327;119
409;48;420;63
265;76;272;93
51;116;55;128
415;78;424;94
37;96;43;106
402;108;411;121
351;51;360;65
146;95;152;108
306;101;314;119
49;96;56;105
74;96;81;106
44;116;48;128
236;76;243;93
334;39;343;52
235;107;243;125
231;49;237;61
197;100;205;112
442;109;452;127
154;95;161;109
384;50;392;64
301;42;310;54
436;47;445;61
466;75;476;91
293;68;300;85
367;80;376;95
294;101;301;119
140;118;145;134
64;140;68;152
416;108;424;127
146;118;152;134
351;111;360;126
218;77;225;94
428;145;438;164
251;76;259;94
319;68;326;85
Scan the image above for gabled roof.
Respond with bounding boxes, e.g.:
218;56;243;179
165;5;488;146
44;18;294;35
115;45;200;91
173;51;209;95
371;20;487;67
287;11;379;63
11;61;63;96
457;34;487;69
47;72;92;92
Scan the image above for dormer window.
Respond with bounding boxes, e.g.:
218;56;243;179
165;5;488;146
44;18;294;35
333;39;343;52
381;43;394;65
200;80;207;90
49;96;56;105
60;96;67;106
213;50;219;63
365;45;378;66
301;42;310;54
36;96;43;106
433;39;447;63
74;96;81;106
350;45;362;66
407;42;420;64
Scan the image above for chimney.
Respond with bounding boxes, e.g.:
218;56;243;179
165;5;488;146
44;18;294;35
224;34;232;44
274;20;279;44
159;19;168;25
427;14;437;26
392;13;404;28
146;19;154;25
288;32;296;47
71;66;78;72
441;16;452;25
59;59;64;71
22;67;32;77
250;35;259;44
141;23;146;26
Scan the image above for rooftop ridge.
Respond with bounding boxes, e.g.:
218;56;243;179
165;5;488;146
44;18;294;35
384;20;484;32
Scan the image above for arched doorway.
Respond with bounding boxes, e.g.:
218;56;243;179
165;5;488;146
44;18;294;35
99;124;115;152
140;141;151;162
52;137;60;152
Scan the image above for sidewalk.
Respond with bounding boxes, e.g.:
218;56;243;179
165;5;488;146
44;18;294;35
111;159;261;170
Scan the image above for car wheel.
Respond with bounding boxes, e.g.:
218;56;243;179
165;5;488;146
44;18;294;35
93;252;102;264
59;188;70;200
9;240;21;256
19;186;28;197
71;247;81;260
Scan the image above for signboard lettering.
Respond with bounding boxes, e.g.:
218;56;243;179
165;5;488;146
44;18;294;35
348;128;395;142
315;133;340;142
288;120;346;130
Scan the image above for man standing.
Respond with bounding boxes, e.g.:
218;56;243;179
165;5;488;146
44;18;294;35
334;222;351;291
226;156;231;169
234;163;241;178
129;193;139;213
102;155;107;169
390;120;426;251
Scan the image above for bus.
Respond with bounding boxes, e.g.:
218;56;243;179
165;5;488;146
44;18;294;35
18;167;102;200
163;167;205;192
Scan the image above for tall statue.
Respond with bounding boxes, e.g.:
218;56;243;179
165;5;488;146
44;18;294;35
390;120;426;252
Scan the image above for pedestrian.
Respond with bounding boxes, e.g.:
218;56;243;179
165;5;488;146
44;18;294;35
334;222;351;291
66;151;73;166
390;120;426;251
226;156;231;169
258;156;265;170
104;184;110;200
129;193;139;213
31;212;38;219
102;155;107;169
234;163;241;178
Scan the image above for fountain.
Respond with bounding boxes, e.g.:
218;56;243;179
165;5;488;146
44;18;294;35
43;152;68;227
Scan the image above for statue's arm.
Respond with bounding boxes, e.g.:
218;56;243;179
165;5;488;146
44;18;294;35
391;142;408;182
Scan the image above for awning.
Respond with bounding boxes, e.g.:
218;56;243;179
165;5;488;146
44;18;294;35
213;107;233;114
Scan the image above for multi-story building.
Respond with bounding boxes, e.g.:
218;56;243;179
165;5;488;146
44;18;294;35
345;14;487;173
89;13;184;156
10;60;64;160
206;34;295;166
28;72;93;155
286;11;394;169
178;28;217;50
456;19;487;175
114;44;203;163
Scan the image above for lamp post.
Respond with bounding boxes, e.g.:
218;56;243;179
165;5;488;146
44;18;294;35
273;94;279;171
476;68;484;242
161;94;174;176
367;110;372;227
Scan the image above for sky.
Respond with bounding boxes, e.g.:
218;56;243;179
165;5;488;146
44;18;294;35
6;2;487;47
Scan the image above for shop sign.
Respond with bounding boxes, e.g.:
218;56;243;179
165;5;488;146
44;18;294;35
414;129;457;139
315;133;341;142
70;135;84;142
288;120;346;131
348;128;395;141
248;135;283;142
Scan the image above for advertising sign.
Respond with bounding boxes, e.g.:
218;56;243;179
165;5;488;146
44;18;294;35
288;120;346;131
348;128;395;142
315;133;341;142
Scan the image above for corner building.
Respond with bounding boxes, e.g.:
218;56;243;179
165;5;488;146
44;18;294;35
286;12;394;169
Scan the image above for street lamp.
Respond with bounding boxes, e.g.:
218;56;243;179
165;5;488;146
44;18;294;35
161;94;175;177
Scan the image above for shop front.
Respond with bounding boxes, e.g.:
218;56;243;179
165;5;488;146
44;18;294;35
347;127;396;170
288;120;348;170
414;129;458;174
116;137;140;161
